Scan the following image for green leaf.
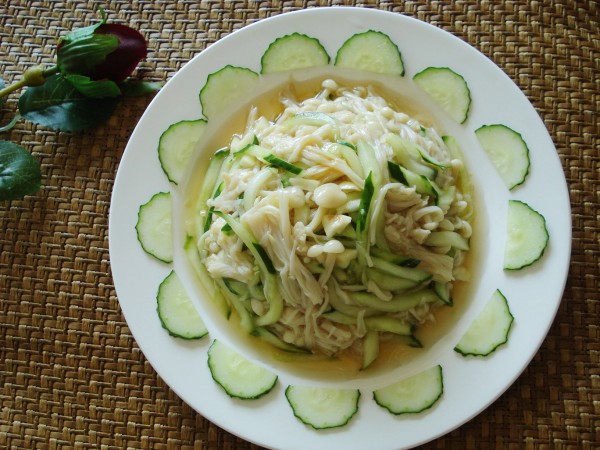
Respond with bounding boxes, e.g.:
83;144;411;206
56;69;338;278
18;74;118;132
0;140;41;200
59;9;107;44
64;74;121;98
119;79;162;97
57;34;119;76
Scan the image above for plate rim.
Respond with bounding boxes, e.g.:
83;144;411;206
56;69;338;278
108;7;572;450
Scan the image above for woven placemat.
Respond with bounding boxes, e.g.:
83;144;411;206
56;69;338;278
0;1;598;449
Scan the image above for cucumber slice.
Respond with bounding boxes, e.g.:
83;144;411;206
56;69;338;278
373;365;444;415
207;339;278;399
413;67;471;124
157;270;208;339
261;33;330;73
285;385;361;429
135;191;173;263
454;289;513;356
335;30;404;76
475;124;530;190
199;65;259;119
158;119;207;185
504;200;549;270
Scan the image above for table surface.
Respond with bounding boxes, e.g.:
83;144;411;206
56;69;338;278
1;1;598;449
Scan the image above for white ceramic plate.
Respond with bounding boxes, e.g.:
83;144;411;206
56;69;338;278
109;7;571;450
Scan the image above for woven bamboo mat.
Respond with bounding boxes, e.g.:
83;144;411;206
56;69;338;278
0;1;598;449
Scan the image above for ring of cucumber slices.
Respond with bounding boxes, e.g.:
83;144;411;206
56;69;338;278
128;21;561;438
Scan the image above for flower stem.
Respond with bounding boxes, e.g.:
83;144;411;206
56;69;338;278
0;113;22;132
0;65;59;98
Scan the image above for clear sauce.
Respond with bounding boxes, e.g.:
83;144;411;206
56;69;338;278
182;67;483;383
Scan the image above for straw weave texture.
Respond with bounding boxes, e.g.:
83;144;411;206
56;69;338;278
0;1;598;449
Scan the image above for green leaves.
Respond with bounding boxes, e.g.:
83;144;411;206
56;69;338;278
18;74;118;132
0;140;41;201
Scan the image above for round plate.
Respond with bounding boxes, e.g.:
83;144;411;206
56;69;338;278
109;7;571;450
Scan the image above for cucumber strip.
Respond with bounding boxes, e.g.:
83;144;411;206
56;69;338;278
184;235;231;319
369;246;421;267
252;243;276;274
203;181;224;233
364;316;413;335
321;310;358;326
263;154;303;174
243;144;303;174
365;268;419;291
454;289;514;356
282;111;341;139
285;385;361;429
212;211;283;326
216;279;254;334
385;134;438;179
231;133;259;153
504;200;549;270
135;191;173;263
156;270;208;339
336;140;357;152
199;65;259;119
356;172;374;233
335;30;404;76
261;33;330;73
373;365;444;415
475;124;530;190
197;149;229;233
349;289;438;313
322;311;413;337
356;139;383;188
413;67;471;124
362;329;379;369
387;161;438;201
328;286;377;318
441;135;472;195
251;327;310;353
208;340;278;399
425;231;470;251
158;119;207;185
433;281;453;306
356;172;375;266
370;256;431;282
